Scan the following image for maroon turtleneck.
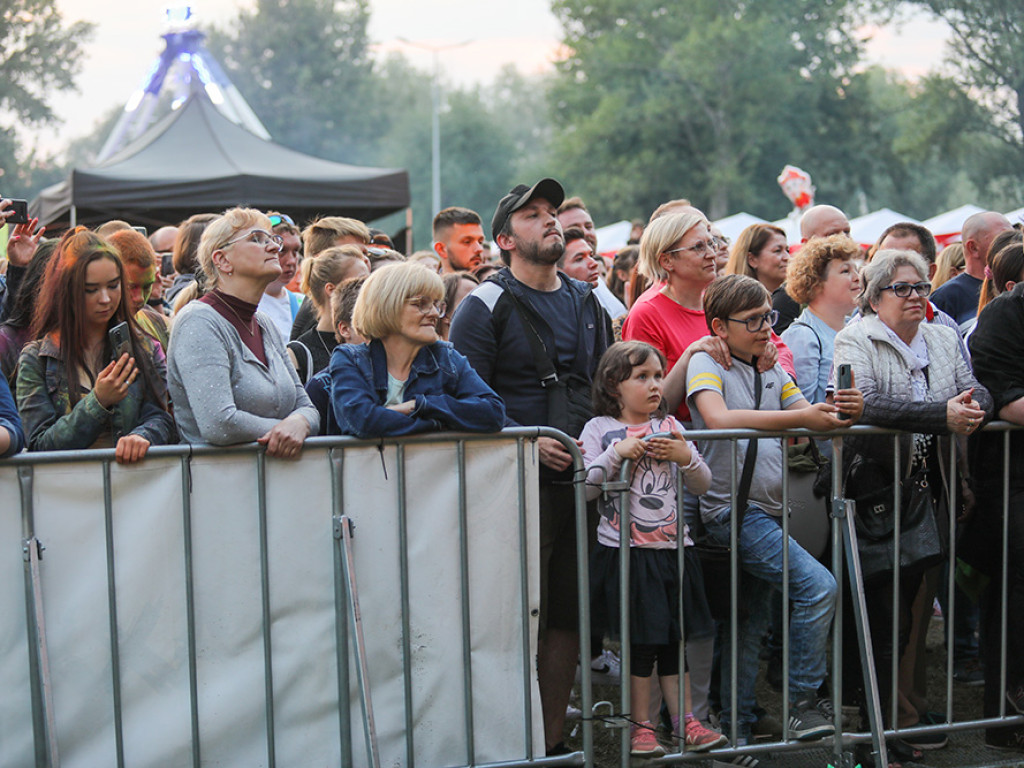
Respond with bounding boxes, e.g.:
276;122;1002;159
199;289;268;365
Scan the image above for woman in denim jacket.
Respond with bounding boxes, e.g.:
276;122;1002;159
16;229;174;463
330;261;504;438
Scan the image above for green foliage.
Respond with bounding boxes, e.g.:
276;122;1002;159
905;0;1024;151
208;0;376;163
0;0;92;194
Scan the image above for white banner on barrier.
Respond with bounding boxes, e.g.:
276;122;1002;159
0;438;543;768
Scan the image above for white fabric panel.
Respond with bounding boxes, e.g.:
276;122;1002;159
0;438;542;768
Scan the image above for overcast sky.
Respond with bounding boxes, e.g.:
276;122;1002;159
39;1;951;155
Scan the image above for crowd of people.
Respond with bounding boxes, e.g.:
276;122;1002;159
1;185;1022;767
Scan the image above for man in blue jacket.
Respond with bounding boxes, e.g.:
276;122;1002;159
450;178;612;756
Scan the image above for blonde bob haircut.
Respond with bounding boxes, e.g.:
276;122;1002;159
197;207;272;291
352;261;444;340
637;211;706;283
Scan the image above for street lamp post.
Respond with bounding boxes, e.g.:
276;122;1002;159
396;38;472;217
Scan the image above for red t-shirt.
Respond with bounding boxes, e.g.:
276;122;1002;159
621;290;797;422
622;291;709;422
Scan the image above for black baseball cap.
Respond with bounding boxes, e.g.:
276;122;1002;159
491;178;565;241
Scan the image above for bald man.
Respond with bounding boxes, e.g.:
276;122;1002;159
931;211;1012;324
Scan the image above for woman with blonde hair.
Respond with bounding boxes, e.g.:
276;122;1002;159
931;243;965;291
329;261;504;438
286;245;369;383
168;208;318;457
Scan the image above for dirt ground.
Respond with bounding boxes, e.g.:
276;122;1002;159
565;613;1024;767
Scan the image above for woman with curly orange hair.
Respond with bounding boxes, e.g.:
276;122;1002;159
781;234;862;404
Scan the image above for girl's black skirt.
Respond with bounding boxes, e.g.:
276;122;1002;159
590;544;715;647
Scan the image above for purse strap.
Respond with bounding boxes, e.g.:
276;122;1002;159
734;360;762;531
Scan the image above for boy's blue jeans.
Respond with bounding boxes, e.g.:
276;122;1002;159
705;506;837;737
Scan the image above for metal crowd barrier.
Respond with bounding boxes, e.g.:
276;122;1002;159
1;429;589;768
5;423;1023;768
584;421;1024;768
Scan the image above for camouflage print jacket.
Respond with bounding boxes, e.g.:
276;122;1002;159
16;334;176;452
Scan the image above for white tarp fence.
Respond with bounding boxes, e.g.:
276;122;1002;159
0;437;542;767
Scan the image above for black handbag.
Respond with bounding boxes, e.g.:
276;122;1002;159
844;454;944;587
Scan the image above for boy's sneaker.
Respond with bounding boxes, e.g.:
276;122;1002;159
902;729;948;750
684;716;728;752
987;726;1024;751
953;657;985;686
577;648;621;685
1007;685;1024;715
787;698;835;741
712;754;774;768
751;712;783;741
630;722;666;757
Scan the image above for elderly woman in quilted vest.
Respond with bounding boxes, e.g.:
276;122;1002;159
833;249;991;761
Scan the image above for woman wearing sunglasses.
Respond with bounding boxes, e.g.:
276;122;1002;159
167;208;319;457
833;249;991;764
329;261;504;438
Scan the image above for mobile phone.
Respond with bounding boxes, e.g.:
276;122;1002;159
108;321;132;361
837;363;852;420
132;225;148;237
3;198;29;225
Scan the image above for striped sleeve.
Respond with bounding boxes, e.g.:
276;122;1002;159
686;352;724;397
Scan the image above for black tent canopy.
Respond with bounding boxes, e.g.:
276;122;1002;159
31;95;410;229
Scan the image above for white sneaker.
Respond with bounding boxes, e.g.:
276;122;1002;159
576;648;621;685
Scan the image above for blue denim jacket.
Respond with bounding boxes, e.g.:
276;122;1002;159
329;339;505;438
16;334;176;452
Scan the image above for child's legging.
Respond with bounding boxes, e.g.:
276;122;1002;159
632;643;680;677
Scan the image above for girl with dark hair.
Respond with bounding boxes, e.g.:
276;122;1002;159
16;228;174;462
580;341;720;756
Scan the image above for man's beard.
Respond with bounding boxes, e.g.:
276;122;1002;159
515;233;564;266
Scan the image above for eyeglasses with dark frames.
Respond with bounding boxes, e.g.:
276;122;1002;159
726;309;779;332
880;281;931;298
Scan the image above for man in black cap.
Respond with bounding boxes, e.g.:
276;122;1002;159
450;178;612;755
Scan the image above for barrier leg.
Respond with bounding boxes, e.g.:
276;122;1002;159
336;515;381;768
839;499;888;768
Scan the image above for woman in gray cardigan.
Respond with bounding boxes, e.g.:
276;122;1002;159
167;208;319;457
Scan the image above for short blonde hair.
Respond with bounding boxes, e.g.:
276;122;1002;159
637;212;705;282
197;208;272;290
299;244;367;308
302;216;370;258
785;234;861;304
352;261;444;340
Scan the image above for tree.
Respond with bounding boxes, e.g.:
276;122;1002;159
207;0;376;164
903;1;1024;154
548;0;870;222
0;0;92;195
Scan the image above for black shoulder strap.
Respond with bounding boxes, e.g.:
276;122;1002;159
734;360;763;531
789;320;822;357
494;272;561;388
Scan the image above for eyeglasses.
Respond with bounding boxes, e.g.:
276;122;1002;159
881;281;931;298
267;213;295;228
223;229;284;250
664;239;715;258
726;309;779;332
712;235;730;249
407;295;447;318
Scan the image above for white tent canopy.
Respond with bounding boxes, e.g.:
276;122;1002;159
1005;206;1024;227
922;204;985;240
771;213;803;245
594;220;632;254
848;208;922;246
712;212;768;242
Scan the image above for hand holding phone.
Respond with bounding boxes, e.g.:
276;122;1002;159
836;363;852;420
